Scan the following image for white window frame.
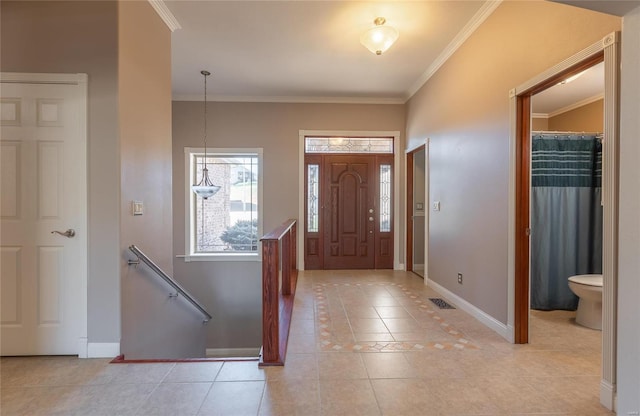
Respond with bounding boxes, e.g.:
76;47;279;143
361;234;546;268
183;147;263;262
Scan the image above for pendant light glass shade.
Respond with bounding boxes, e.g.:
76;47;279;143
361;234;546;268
360;17;399;56
192;70;221;199
192;167;220;199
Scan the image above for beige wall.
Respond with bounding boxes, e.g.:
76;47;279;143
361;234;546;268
405;1;620;324
1;1;194;357
1;1;121;344
172;101;405;349
118;2;204;359
548;99;604;132
532;117;549;131
617;4;640;413
119;1;173;274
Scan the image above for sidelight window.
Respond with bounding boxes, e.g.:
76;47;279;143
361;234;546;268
380;164;391;232
307;164;319;232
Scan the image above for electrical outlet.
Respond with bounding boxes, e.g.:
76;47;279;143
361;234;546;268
457;273;463;284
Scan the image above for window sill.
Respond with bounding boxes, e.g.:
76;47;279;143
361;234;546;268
178;253;260;262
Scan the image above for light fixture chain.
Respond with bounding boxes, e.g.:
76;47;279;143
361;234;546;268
203;71;208;169
192;69;221;199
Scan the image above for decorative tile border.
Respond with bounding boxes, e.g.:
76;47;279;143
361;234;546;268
313;282;479;352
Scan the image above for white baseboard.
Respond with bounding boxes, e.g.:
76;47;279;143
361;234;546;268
395;263;405;271
87;342;120;358
206;348;260;358
600;379;616;411
78;337;88;358
426;277;512;342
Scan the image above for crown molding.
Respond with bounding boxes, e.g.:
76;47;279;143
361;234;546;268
148;0;181;32
172;94;405;105
547;93;604;118
532;113;549;119
404;0;502;101
0;72;86;85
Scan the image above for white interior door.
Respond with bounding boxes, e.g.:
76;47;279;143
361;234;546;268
1;73;87;356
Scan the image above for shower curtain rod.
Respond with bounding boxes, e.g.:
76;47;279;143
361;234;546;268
532;130;603;135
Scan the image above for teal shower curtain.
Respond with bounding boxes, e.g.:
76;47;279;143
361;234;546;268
530;133;603;310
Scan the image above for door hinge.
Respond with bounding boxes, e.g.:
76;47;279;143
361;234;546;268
525;228;531;236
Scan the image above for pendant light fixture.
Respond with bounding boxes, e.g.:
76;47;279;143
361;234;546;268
360;17;399;56
191;70;221;199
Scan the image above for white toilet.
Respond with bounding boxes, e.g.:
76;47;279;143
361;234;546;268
568;274;603;330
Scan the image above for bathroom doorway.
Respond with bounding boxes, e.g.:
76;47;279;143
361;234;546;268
528;62;605;344
511;32;620;410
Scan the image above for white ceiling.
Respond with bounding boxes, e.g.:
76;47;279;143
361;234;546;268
532;62;604;116
166;1;490;103
165;1;612;110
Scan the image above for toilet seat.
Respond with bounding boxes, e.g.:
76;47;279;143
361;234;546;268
568;274;603;287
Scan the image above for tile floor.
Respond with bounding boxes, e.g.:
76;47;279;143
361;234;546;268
0;270;613;415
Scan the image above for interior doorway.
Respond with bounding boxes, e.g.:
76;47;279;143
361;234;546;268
510;32;620;410
513;51;604;341
406;144;427;278
1;73;88;356
528;62;604;326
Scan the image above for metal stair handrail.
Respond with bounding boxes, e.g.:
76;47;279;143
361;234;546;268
128;245;212;322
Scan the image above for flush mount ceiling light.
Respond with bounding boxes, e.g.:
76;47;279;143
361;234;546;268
360;17;399;56
191;70;221;199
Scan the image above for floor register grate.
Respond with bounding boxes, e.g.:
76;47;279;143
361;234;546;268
429;298;456;309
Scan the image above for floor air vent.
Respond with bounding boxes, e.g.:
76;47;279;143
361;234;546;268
429;298;456;309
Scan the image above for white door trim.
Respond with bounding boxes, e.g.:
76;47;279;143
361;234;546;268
298;130;402;270
0;72;87;85
507;32;620;410
1;72;89;357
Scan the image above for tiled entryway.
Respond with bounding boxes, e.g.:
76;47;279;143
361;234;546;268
0;270;612;415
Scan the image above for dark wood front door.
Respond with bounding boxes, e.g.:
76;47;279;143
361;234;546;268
304;154;393;270
324;155;374;269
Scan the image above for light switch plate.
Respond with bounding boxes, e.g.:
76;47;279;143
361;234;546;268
433;201;440;211
132;201;144;216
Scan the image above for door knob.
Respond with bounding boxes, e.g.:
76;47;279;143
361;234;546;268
51;229;76;238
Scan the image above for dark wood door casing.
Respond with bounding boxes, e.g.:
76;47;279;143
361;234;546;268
513;52;604;344
515;94;531;344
